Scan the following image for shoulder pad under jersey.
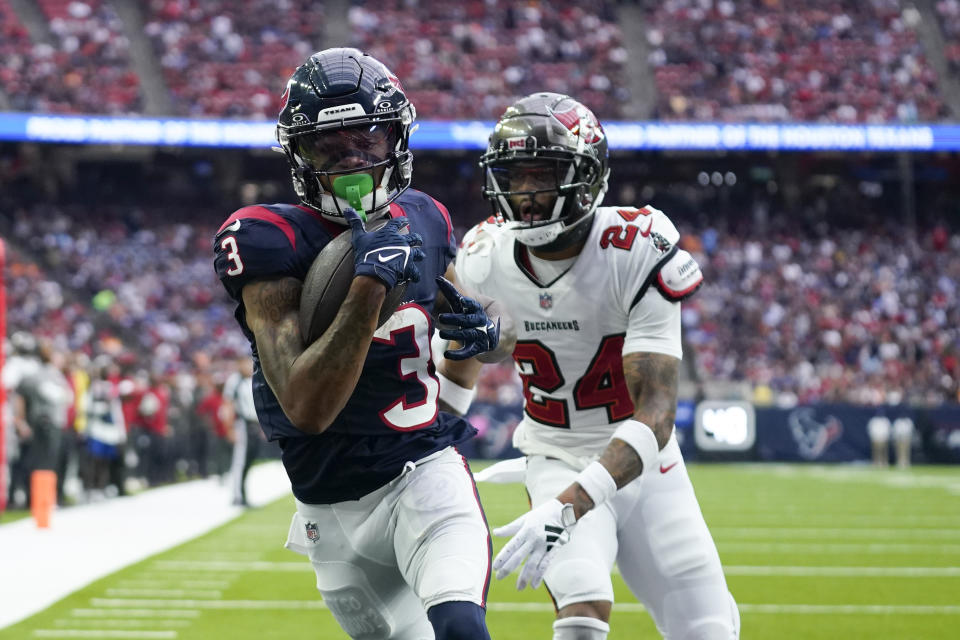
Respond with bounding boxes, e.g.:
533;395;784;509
654;248;703;301
610;204;702;306
213;205;302;301
455;217;503;292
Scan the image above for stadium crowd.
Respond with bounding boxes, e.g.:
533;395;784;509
347;0;628;119
144;0;324;117
645;0;947;122
3;0;959;121
0;0;141;114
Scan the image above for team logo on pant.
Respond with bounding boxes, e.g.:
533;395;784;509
539;293;553;309
305;521;320;543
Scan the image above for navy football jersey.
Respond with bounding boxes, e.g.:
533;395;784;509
213;190;476;503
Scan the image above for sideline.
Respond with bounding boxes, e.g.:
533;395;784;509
0;462;291;630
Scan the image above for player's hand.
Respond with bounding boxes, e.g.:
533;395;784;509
492;499;575;590
435;276;500;361
345;208;424;291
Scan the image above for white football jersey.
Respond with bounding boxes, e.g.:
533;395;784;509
456;205;702;464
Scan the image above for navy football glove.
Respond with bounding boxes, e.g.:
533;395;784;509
344;208;424;291
435;276;500;361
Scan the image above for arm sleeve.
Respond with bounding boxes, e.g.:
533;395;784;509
623;290;683;359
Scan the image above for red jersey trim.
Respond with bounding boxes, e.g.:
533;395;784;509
430;197;454;244
219;206;297;250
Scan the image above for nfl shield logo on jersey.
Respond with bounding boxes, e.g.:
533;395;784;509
540;293;553;309
305;521;320;543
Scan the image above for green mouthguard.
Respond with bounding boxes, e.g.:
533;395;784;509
332;174;375;222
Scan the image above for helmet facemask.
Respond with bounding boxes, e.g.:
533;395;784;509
284;106;415;222
482;146;608;249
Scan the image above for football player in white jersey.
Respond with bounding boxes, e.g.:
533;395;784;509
442;93;740;640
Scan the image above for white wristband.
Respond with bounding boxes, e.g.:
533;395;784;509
437;371;476;415
612;419;660;475
575;461;618;508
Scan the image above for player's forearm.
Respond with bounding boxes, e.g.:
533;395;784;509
283;276;385;433
555;440;642;518
623;352;679;451
558;353;680;519
436;356;482;416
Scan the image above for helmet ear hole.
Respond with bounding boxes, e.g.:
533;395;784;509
296;166;320;202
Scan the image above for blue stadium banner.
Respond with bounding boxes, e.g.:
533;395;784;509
755;405;960;464
3;112;960;151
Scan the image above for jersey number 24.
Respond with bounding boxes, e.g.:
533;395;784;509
513;334;634;428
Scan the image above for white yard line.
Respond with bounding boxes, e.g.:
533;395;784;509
0;463;291;630
54;621;192;628
113;580;230;588
152;560;308;572
724;565;960;577
33;631;178;639
85;598;960;616
711;526;960;538
148;559;960;578
716;542;960;553
750;465;960;494
104;589;223;598
69;610;200;619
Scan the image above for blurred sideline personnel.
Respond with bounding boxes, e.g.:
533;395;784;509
6;335;73;512
455;93;739;639
214;49;512;639
867;415;914;469
222;357;260;506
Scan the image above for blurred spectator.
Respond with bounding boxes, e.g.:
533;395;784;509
8;338;73;511
645;0;948;123
83;357;127;500
144;0;324;118
221;357;260;506
348;0;628;120
0;0;142;114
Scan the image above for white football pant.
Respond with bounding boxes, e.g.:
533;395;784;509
285;447;491;639
526;434;740;639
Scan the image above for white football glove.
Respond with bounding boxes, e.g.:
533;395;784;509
492;499;576;590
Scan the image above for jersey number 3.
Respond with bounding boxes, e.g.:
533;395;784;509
220;236;244;276
513;334;634;428
373;305;439;431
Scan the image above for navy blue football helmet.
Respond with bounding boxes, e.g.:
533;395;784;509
277;48;416;221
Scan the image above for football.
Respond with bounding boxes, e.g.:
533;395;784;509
298;218;409;343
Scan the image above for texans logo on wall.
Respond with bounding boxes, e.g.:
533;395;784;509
788;408;843;459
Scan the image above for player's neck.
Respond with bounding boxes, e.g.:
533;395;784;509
529;240;585;261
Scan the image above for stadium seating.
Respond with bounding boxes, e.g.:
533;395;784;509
3;187;957;408
2;0;959;121
644;0;948;122
0;0;142;114
345;0;629;119
142;0;324;117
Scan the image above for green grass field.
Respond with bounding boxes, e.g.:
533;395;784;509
3;464;958;639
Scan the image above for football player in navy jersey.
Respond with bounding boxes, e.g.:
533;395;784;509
213;48;512;640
